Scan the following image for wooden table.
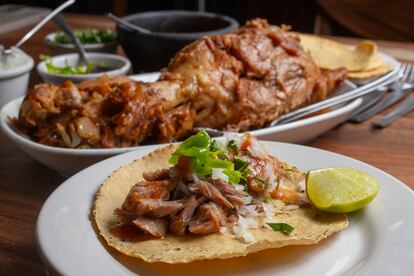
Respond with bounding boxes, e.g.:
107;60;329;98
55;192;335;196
1;14;413;275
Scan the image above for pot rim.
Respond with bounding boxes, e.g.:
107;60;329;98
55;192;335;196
118;10;239;39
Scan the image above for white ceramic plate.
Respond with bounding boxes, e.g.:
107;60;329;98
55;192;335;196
36;141;414;276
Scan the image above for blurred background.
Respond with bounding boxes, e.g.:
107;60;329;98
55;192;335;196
6;0;414;41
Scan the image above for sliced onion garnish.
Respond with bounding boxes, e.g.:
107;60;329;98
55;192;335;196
219;227;228;234
233;184;245;191
223;132;242;148
239;205;259;218
211;168;229;182
69;130;81;148
247;138;268;159
262;202;277;217
241;196;253;205
283;205;299;211
299;180;306;192
241;230;255;243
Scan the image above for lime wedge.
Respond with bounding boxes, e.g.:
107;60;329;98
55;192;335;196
306;167;379;213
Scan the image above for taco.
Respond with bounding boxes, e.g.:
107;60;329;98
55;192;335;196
93;131;347;263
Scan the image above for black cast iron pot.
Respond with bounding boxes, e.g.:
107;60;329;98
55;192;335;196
117;10;239;73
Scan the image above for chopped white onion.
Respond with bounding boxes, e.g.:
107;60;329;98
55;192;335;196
238;214;248;228
246;217;259;229
211;168;229;182
239;214;259;227
263;162;274;181
223;132;242;148
247;139;268;159
241;230;255;243
262;202;277;217
232;225;255;243
246;205;260;218
232;225;242;235
242;196;253;205
283;205;299;211
233;184;246;191
233;215;257;243
299;180;306;192
239;206;256;218
219;227;229;234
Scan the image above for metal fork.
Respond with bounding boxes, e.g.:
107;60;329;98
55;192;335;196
349;63;414;122
372;63;414;128
372;96;414;128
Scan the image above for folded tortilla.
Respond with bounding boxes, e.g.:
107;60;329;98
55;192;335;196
93;144;348;264
298;33;391;79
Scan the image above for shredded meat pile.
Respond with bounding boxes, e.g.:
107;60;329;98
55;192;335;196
15;19;346;148
114;168;247;237
113;134;309;238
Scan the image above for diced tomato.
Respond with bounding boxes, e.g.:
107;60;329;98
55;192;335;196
240;133;252;151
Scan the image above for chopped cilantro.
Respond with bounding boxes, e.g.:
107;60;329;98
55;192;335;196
234;158;248;171
40;54;95;75
254;177;267;186
266;223;294;234
227;140;238;150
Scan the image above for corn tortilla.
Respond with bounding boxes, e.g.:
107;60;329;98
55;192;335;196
298;33;390;78
348;62;391;79
93;144;348;264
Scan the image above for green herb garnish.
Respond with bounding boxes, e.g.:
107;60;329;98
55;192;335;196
234;158;248;171
54;28;116;44
169;130;247;184
227;140;238;151
266;223;295;234
40;54;95;75
241;168;252;183
210;140;224;153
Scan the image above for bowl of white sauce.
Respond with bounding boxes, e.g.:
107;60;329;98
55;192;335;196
0;46;34;109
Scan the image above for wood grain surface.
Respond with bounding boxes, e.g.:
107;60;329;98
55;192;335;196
0;13;413;275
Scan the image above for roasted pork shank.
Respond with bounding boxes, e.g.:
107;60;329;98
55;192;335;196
16;19;346;148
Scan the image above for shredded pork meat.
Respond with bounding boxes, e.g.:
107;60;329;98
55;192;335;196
112;132;309;239
114;165;249;237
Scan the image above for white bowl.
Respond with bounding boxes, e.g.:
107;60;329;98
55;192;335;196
1;94;361;177
0;97;158;176
37;53;131;84
45;32;118;55
0;49;34;109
